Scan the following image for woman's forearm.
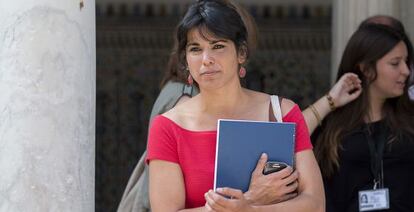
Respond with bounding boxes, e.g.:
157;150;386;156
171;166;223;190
252;192;325;212
304;73;362;135
303;95;332;134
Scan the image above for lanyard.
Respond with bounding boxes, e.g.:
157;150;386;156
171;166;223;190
363;123;388;189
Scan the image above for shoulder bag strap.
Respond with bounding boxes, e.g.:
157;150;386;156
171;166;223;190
182;84;194;97
270;95;283;123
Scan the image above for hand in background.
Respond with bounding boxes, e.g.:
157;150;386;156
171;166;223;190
244;153;298;205
329;73;362;108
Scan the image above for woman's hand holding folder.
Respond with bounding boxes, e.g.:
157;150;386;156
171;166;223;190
244;153;299;205
205;153;299;211
205;188;254;212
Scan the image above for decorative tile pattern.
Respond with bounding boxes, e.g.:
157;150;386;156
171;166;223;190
96;2;331;20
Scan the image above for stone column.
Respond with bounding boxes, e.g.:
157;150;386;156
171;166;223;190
331;0;401;83
400;0;414;42
0;0;95;211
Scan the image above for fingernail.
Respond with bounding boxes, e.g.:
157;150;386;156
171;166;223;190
261;153;267;157
216;188;223;192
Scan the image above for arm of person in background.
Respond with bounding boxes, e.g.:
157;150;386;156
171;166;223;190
303;73;362;134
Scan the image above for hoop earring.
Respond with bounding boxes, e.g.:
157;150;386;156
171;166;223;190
239;66;246;78
187;74;193;85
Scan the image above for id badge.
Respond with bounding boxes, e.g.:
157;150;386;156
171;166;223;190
358;188;389;211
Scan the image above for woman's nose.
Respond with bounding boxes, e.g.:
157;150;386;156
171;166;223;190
401;62;411;76
202;50;214;66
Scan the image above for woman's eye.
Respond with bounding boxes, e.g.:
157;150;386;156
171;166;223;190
189;47;201;52
390;62;399;66
213;44;225;49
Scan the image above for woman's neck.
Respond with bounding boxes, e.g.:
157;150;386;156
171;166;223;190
366;90;386;122
197;81;248;118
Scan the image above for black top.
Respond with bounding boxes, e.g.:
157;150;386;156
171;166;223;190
314;120;414;212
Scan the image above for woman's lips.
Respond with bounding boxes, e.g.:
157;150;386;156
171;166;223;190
397;81;405;86
396;81;406;89
200;70;220;76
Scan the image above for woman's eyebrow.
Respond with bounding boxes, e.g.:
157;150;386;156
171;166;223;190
210;40;227;44
186;40;227;47
389;56;406;61
186;42;200;47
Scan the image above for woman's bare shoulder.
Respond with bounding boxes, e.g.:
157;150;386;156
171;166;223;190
280;98;296;116
249;90;297;116
162;96;197;125
244;89;270;103
245;89;296;112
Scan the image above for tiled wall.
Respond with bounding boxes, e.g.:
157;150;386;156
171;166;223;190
96;2;331;20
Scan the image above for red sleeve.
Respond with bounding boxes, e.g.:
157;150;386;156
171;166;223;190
283;105;313;152
146;115;179;164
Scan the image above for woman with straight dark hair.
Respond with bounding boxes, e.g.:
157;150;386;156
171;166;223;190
314;24;414;212
359;15;414;102
146;0;324;211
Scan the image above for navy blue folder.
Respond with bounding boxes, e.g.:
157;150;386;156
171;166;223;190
214;119;296;192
